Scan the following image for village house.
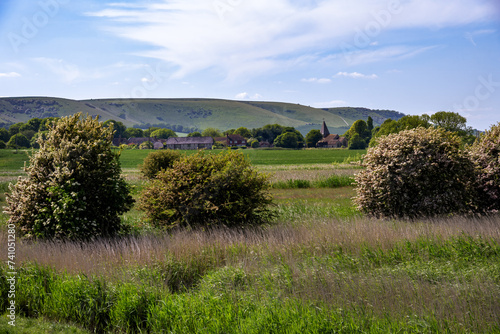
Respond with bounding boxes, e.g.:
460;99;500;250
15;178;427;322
113;137;167;149
165;136;214;150
214;134;247;147
316;121;348;148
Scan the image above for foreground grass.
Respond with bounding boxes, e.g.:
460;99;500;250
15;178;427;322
2;213;500;333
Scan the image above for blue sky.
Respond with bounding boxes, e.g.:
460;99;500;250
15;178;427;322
0;0;499;130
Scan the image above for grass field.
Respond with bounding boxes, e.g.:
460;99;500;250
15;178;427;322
1;148;499;333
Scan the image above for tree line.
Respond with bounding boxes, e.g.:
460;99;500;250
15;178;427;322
0;111;477;150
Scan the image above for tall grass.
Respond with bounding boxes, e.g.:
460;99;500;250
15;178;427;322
2;215;500;332
271;174;355;189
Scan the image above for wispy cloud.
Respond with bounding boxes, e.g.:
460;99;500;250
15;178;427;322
301;77;332;84
0;72;21;78
86;0;496;80
313;100;348;108
334;72;378;79
464;29;497;46
235;92;263;100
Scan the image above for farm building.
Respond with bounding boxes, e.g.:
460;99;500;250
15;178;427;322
214;134;247;147
316;121;348;148
113;137;167;149
165;136;214;150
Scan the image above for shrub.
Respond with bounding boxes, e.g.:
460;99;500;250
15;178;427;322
140;149;182;179
354;127;476;218
469;122;500;213
4;113;134;240
139;150;273;228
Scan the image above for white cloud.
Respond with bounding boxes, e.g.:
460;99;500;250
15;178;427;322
302;77;331;84
235;92;263;100
0;72;21;78
313;100;348;108
334;72;378;79
86;0;497;80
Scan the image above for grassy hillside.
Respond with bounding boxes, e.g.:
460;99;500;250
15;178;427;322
0;97;405;134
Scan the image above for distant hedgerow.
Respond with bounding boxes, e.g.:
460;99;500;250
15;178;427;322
5;113;134;240
354;127;476;218
139;150;273;229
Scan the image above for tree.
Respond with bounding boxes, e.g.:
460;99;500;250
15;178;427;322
274;132;299;148
150;128;177;139
370;115;432;147
187;131;202;137
234;127;252;138
201;127;223;138
139;151;273;229
124;128;144;138
253;124;284;144
5;113;134;240
430;111;475;145
354;127;476;218
0;128;9;142
305;129;323;148
348;133;367;150
103;120;127;138
7;133;30;148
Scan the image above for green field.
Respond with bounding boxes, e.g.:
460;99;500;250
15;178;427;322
0;148;366;172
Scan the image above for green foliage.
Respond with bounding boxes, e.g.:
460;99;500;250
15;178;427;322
140;149;182;179
0;140;5;149
139;141;154;149
0;128;10;142
187;131;202;137
348;133;367;150
252;124;284;144
345;120;371;148
139;151;273;228
249;139;260;148
123;127;144;138
274;131;299;148
469;122;500;212
103;120;126;138
355;127;476;218
233;127;252;138
201;127;223;138
370;115;432;147
150;128;177;139
7;133;30;148
305;129;323;148
5;113;134;240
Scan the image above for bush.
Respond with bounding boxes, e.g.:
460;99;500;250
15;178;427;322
5;113;134;240
469;122;500;213
140;149;182;179
139;150;273;228
354;127;476;218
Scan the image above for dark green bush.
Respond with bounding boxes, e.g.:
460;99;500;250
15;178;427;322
140;149;182;179
139;150;273;228
469;122;500;213
354;127;476;218
5;113;134;240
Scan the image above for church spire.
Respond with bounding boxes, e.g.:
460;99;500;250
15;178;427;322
320;120;330;138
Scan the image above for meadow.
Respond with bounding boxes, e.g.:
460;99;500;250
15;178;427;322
1;148;499;333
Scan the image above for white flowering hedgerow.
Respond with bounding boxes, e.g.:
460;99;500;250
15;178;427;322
4;113;134;240
354;127;477;219
469;122;500;213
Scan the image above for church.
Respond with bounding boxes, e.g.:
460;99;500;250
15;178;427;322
316;121;348;148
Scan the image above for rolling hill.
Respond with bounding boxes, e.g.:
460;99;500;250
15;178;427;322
0;97;405;135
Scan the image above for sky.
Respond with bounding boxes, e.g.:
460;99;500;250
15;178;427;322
0;0;499;130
